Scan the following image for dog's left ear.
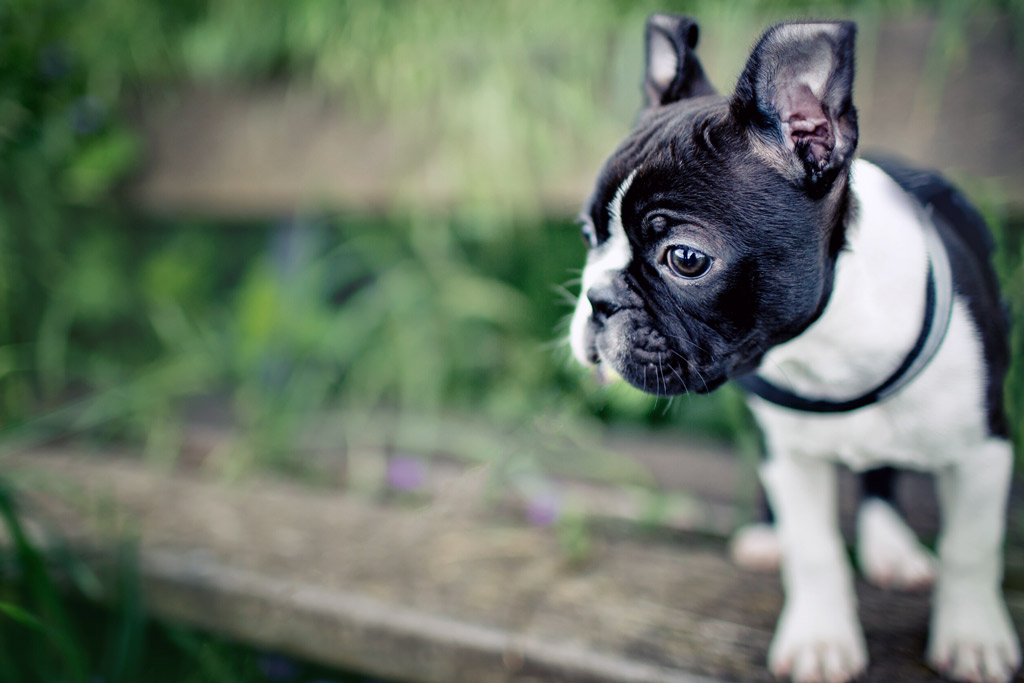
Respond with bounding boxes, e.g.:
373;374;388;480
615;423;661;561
732;22;858;196
644;14;716;107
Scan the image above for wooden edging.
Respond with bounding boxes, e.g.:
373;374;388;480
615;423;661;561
9;446;1023;682
140;550;723;683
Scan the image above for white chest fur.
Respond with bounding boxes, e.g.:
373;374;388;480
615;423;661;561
749;160;990;471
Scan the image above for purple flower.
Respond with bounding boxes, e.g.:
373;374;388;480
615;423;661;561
524;489;562;527
386;455;426;492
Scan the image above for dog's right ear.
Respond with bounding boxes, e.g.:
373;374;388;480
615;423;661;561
643;14;716;108
731;22;858;196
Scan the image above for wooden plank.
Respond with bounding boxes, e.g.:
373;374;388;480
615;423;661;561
123;16;1024;216
6;447;1024;682
139;551;722;683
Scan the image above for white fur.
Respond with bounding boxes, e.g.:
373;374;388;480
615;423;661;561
761;454;868;682
647;29;678;92
731;501;938;591
927;439;1019;682
856;498;935;591
750;160;1021;682
570;169;637;366
730;522;782;572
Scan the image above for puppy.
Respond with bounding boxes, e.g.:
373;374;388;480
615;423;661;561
569;14;1020;683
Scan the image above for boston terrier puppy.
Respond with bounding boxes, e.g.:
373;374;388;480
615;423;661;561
569;14;1019;682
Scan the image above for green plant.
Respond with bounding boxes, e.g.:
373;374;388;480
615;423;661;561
1;0;1021;468
0;481;88;682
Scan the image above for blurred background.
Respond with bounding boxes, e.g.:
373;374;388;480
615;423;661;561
1;0;1022;681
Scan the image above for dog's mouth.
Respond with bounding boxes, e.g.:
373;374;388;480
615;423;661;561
614;352;730;396
584;310;763;396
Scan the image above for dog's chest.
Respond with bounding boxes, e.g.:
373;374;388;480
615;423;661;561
750;300;988;471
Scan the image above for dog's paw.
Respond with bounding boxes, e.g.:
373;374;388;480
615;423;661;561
729;522;781;572
769;601;867;682
927;581;1022;683
855;498;935;591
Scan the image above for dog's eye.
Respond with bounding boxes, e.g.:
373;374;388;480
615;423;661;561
580;221;598;249
666;246;712;279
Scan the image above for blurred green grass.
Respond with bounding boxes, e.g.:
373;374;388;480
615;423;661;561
1;0;1023;679
3;0;1020;458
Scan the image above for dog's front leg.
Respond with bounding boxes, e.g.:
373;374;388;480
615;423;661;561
928;439;1021;683
761;453;867;682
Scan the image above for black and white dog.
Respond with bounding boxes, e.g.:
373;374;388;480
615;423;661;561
569;15;1020;683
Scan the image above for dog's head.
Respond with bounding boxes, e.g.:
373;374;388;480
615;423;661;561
570;15;859;395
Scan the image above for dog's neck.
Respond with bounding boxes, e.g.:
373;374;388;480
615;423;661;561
755;159;931;398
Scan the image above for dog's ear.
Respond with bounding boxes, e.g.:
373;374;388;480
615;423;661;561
643;14;716;108
732;22;858;196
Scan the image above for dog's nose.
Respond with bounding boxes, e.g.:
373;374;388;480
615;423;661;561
587;286;622;321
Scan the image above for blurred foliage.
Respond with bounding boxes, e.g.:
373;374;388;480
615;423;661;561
0;0;1022;458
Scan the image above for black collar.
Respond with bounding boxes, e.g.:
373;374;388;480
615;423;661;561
737;204;954;414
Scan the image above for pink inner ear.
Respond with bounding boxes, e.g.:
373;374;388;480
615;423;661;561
779;83;835;166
